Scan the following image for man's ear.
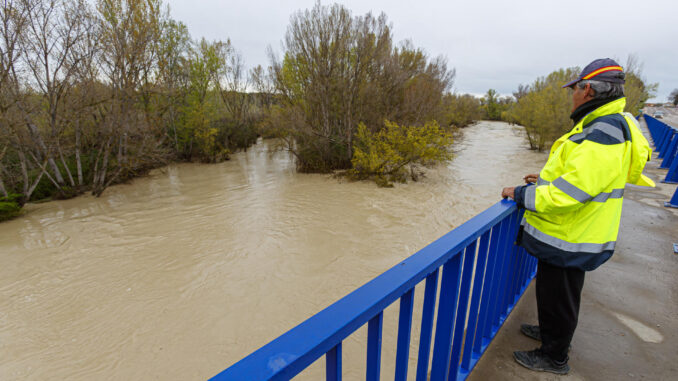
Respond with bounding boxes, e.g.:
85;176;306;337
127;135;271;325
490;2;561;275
584;84;595;99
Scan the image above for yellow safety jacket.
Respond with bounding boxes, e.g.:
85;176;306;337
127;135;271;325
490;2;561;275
518;97;654;270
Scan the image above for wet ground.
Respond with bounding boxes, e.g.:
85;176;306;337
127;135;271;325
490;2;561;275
468;118;678;380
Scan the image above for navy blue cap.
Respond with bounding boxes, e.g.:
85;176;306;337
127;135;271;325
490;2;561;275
562;58;626;88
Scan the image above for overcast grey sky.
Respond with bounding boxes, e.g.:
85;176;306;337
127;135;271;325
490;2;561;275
166;0;676;102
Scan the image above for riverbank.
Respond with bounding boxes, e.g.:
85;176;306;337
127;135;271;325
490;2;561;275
469;119;678;380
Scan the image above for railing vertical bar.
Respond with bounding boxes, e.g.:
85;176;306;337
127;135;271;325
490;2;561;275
448;241;477;381
462;230;491;370
508;216;524;305
395;289;415;381
488;216;511;329
430;253;463;381
416;269;440;381
476;222;502;350
514;245;528;302
366;312;383;381
514;211;527;299
326;342;342;381
500;211;520;317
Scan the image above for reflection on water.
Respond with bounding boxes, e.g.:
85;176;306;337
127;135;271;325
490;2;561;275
0;121;546;380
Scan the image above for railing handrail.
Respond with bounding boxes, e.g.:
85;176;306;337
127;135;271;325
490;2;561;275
211;200;518;380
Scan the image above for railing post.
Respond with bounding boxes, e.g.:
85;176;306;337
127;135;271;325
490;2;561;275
430;253;463;381
664;150;678;184
665;186;678;208
395;289;415;381
366;312;383;381
326;343;342;381
658;128;674;157
461;230;491;372
487;218;510;333
660;133;678;169
448;241;478;381
475;222;502;352
416;269;440;381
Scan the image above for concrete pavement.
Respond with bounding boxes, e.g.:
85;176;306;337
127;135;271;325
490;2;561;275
468;118;678;380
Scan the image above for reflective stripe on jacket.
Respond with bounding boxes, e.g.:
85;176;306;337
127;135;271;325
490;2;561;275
519;97;653;270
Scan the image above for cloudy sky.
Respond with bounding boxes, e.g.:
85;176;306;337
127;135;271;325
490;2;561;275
166;0;676;102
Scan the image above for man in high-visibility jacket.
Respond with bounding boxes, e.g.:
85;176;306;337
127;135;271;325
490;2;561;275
501;58;654;375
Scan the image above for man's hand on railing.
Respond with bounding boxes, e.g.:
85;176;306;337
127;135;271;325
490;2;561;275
523;173;539;184
502;187;515;199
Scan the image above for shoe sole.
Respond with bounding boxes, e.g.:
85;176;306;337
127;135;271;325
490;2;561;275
513;353;570;375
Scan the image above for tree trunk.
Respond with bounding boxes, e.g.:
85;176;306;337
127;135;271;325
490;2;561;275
0;171;8;198
58;142;76;187
75;123;83;186
26;121;65;186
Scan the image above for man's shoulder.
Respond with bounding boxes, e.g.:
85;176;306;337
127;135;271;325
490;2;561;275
572;113;630;145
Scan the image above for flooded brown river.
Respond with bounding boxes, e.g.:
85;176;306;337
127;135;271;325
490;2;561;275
0;121;546;380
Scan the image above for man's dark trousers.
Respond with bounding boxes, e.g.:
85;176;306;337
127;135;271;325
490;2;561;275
536;260;585;363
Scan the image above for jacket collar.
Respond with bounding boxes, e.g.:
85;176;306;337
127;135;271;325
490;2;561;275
571;96;626;127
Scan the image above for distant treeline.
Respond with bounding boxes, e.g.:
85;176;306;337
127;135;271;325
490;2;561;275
0;0;657;221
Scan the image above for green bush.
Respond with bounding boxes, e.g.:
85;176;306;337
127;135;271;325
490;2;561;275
349;120;454;186
0;194;23;222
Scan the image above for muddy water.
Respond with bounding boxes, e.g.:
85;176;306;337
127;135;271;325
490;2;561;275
0;121;546;380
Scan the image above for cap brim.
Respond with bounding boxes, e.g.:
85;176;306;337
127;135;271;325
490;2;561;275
562;79;580;88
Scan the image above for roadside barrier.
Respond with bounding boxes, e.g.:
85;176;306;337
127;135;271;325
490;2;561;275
642;115;678;210
666;186;678;208
212;200;536;381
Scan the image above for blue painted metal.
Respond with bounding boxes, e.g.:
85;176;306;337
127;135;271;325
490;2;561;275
448;242;477;381
431;253;463;381
461;231;490;372
660;133;678;169
416;269;439;381
644;114;664;145
665;186;678;208
665;149;678;184
366;312;383;381
394;289;414;381
658;130;676;159
475;222;502;352
326;344;341;381
211;200;536;381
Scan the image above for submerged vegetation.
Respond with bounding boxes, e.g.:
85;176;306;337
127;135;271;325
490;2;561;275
266;3;457;175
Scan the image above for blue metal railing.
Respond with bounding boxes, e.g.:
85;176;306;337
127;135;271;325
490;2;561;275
644;114;678;184
643;114;678;209
212;200;537;380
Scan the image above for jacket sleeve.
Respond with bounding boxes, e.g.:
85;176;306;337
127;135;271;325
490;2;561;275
524;139;625;214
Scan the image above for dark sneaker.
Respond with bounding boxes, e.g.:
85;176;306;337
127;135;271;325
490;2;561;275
513;349;570;375
520;324;572;350
520;324;541;341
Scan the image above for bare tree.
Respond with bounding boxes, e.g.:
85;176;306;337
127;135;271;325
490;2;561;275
16;0;94;192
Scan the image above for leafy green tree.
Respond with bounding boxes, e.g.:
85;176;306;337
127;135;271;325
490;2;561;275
178;38;229;162
482;89;502;120
349;120;453;186
270;2;454;172
508;68;577;151
442;93;482;127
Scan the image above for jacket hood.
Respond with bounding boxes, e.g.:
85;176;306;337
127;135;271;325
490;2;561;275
579;98;654;187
